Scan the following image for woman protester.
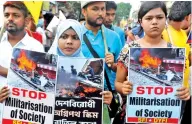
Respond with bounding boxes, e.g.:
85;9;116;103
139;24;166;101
114;2;190;124
48;19;113;123
1;19;112;110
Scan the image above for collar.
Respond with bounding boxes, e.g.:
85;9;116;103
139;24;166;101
110;25;115;30
81;22;103;35
81;22;89;34
1;31;30;46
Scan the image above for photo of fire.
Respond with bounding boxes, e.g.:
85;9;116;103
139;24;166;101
129;48;185;86
8;48;58;93
56;57;104;98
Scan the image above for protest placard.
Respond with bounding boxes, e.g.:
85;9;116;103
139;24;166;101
126;48;185;124
2;48;58;124
54;57;104;124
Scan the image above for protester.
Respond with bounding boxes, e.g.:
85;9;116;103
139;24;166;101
162;1;191;88
36;12;47;46
162;2;192;124
81;1;122;89
0;1;44;117
104;1;125;46
81;1;122;123
48;19;84;57
26;13;43;44
115;2;190;124
48;19;113;122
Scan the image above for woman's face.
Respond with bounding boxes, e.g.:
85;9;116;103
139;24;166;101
58;28;81;56
141;8;166;38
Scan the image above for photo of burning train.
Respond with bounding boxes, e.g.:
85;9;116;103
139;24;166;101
129;48;185;86
56;57;104;98
8;48;58;93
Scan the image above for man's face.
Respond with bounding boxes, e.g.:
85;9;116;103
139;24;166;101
104;8;116;27
4;6;26;34
82;2;106;27
181;14;191;30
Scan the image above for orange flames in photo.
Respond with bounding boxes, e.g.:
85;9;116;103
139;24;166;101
84;86;98;93
17;50;36;72
139;49;162;68
76;82;99;95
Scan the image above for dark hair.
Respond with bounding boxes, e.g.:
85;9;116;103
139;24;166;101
168;1;191;21
138;1;167;22
106;1;117;11
3;1;28;18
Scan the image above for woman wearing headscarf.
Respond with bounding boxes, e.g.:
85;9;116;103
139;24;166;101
48;19;84;57
48;19;113;123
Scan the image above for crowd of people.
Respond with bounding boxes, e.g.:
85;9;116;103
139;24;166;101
0;1;191;124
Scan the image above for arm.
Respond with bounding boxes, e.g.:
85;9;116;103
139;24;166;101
115;63;132;95
0;65;8;77
111;63;117;72
127;31;136;41
115;63;127;94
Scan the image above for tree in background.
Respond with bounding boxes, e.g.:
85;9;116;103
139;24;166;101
115;2;132;26
58;1;81;20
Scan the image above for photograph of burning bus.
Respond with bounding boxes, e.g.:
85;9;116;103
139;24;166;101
8;48;58;93
56;57;104;98
129;48;185;86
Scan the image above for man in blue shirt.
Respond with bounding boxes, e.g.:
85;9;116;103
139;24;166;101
81;2;122;122
81;1;122;91
103;1;125;46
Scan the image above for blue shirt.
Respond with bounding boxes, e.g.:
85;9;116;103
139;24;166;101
111;25;125;46
81;24;122;90
131;26;144;38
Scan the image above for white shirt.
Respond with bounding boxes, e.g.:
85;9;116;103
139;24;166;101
0;32;44;121
0;32;44;86
36;27;47;45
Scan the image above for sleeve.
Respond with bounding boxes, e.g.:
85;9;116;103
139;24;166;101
131;26;139;35
117;44;129;70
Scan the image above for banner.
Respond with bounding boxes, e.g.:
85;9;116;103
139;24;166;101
46;16;59;33
54;57;104;124
24;1;43;25
126;48;185;124
2;48;58;124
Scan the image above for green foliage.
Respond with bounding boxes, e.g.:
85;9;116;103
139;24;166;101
115;2;132;24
